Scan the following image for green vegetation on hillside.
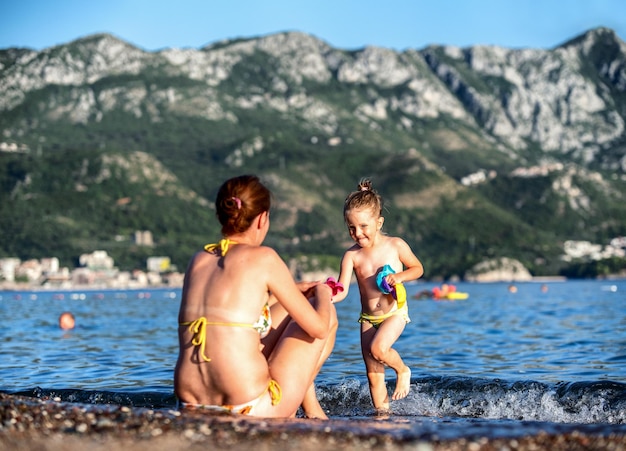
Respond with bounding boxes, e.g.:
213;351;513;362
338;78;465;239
1;30;626;280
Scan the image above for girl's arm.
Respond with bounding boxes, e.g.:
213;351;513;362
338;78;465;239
330;252;354;304
386;238;424;286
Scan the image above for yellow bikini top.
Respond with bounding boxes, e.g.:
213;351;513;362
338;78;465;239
204;238;238;256
180;238;272;362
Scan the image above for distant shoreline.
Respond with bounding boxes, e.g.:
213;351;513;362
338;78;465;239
0;283;182;293
2;275;625;294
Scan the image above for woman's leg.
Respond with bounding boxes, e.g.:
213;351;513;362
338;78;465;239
255;294;336;417
260;295;291;358
300;304;338;418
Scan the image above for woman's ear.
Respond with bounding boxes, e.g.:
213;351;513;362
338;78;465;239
258;210;269;229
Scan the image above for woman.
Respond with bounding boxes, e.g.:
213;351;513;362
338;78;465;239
174;175;337;418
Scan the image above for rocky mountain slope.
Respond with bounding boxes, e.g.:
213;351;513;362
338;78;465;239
1;28;625;279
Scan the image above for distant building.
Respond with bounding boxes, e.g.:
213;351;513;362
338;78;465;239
0;258;21;282
71;267;95;285
40;257;60;274
147;256;171;273
134;230;154;246
562;240;624;262
16;259;42;282
0;252;184;289
79;250;115;269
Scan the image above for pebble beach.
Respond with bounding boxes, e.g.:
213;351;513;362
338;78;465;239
1;393;625;451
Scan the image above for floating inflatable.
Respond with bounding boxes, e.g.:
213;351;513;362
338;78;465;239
413;284;469;301
437;292;469;300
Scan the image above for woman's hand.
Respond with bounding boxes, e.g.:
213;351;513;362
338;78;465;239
296;281;320;299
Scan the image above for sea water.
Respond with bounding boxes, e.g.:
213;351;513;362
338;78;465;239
1;279;625;439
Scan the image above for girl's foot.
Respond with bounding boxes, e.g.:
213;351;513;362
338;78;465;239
392;367;411;400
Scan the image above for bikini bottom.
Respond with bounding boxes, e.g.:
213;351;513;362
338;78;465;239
358;303;410;329
178;379;281;415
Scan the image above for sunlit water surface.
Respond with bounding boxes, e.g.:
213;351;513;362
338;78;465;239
1;279;625;438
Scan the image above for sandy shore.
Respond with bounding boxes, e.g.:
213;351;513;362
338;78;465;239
1;393;625;450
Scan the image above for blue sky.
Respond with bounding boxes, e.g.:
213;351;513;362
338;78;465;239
1;0;625;52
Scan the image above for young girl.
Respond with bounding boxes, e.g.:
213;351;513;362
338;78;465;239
332;179;424;411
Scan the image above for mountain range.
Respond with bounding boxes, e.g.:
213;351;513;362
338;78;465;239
1;27;625;280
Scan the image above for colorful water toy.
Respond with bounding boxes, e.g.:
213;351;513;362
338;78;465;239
375;265;407;308
325;277;344;297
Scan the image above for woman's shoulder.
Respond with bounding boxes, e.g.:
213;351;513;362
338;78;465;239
186;248;214;268
242;244;283;264
241;246;290;280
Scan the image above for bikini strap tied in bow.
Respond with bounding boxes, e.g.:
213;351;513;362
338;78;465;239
204;238;238;256
185;317;211;362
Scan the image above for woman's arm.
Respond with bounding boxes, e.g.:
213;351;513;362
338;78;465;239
262;247;332;339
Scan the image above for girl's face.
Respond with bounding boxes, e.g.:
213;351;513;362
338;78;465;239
345;207;384;248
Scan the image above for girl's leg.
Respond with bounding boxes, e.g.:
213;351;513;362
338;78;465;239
369;315;411;401
361;323;390;411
